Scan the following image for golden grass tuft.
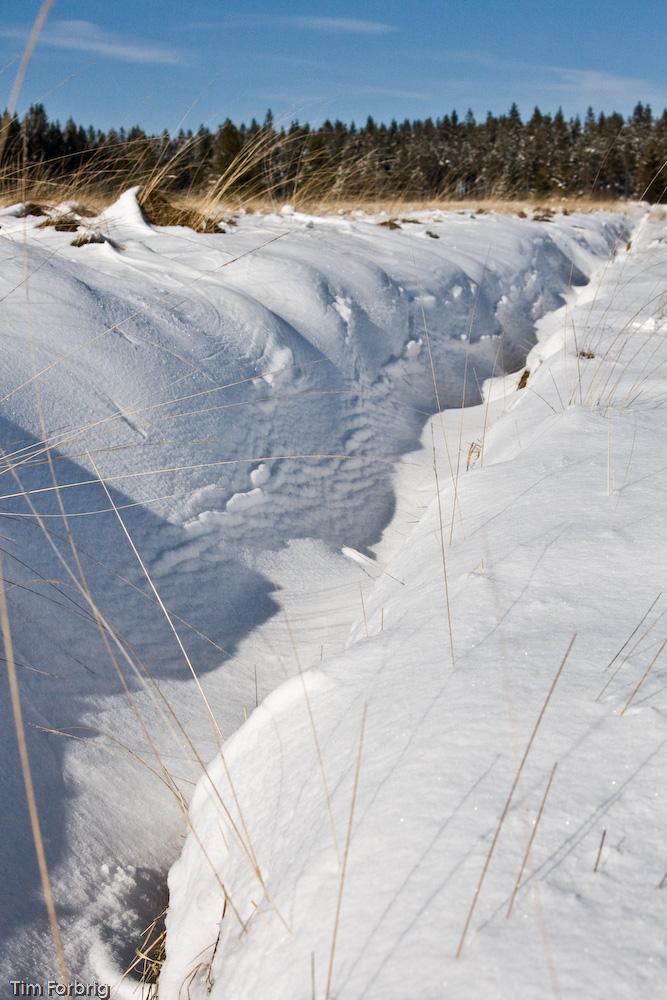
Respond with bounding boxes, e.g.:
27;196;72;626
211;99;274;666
138;189;225;232
131;902;168;1000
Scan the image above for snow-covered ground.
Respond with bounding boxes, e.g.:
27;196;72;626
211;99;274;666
2;194;664;997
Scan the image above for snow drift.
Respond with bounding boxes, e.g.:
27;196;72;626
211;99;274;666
2;193;660;1000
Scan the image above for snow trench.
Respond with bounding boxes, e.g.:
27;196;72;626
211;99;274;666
0;195;632;987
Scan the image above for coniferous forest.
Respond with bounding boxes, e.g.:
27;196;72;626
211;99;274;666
2;101;666;203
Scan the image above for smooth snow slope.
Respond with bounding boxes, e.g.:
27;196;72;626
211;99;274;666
159;208;667;1000
0;195;632;988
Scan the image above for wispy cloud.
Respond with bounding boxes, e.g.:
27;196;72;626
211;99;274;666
542;67;653;100
182;15;397;35
274;17;397;34
442;51;664;109
0;20;182;65
518;65;666;113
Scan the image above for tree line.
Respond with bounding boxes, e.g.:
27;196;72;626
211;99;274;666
2;101;666;202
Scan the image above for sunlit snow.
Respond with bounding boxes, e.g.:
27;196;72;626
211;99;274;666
1;193;665;999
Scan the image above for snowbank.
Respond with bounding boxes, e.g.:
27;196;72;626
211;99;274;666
0;193;651;995
159;209;667;1000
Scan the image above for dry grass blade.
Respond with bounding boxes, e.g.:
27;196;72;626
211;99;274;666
408;236;463;538
594;829;607;873
456;633;575;958
605;591;662;670
595;597;666;702
0;553;69;980
1;0;56;162
466;441;481;471
620;637;667;715
35;724;196;791
430;423;455;669
86;451;225;749
325;702;367;1000
450;248;489;545
274;581;340;865
358;582;368;637
506;761;558;917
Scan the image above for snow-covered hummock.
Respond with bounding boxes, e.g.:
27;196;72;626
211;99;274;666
158;208;667;1000
0;193;650;992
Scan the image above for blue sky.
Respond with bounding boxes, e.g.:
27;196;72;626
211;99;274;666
3;0;667;135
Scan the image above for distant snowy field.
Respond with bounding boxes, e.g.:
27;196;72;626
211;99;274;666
1;194;665;998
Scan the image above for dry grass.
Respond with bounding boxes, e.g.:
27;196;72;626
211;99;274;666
325;703;367;1000
455;635;575;959
283;195;626;218
127;901;168;999
0;175;631;229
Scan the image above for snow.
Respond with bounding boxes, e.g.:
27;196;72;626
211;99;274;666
1;193;665;998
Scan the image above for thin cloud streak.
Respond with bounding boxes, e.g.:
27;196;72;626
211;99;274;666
446;50;655;98
181;15;397;35
276;17;397;34
0;20;182;65
414;50;667;115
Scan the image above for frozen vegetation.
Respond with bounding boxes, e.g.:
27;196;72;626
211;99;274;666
0;192;665;998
